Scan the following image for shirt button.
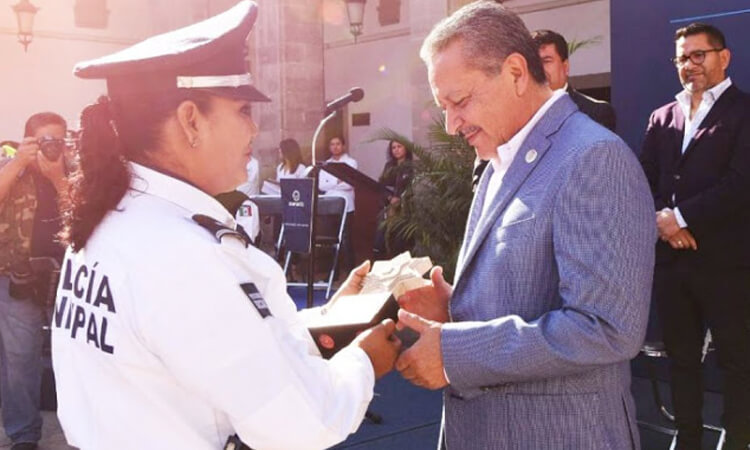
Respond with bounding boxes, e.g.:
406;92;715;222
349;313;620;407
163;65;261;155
674;174;681;180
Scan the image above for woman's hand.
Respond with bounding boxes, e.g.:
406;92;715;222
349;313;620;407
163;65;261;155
329;260;371;301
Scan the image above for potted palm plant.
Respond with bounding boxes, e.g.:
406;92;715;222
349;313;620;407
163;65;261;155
370;116;474;282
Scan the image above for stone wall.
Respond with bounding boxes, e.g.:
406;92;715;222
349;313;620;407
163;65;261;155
250;0;324;182
408;0;448;147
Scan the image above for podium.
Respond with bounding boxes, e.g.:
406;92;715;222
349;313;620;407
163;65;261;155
320;162;392;264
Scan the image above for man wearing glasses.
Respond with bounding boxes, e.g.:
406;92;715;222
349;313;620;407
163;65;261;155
640;22;750;450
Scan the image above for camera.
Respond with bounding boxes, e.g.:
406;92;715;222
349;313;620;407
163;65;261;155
38;136;66;161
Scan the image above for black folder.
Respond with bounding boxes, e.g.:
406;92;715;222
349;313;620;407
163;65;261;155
321;162;393;199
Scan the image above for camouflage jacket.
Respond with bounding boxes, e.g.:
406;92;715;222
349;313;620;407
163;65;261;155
0;157;37;277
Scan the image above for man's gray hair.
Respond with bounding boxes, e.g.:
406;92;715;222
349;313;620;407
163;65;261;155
420;0;546;83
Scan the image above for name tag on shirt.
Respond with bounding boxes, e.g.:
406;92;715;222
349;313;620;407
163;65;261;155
240;283;272;318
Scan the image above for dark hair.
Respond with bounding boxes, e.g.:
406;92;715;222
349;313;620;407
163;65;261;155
279;138;303;173
531;29;568;61
420;0;546;84
675;22;726;48
329;135;346;146
24;112;67;138
59;90;214;251
386;140;412;163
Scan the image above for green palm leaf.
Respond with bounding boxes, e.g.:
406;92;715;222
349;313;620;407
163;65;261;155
369;116;475;282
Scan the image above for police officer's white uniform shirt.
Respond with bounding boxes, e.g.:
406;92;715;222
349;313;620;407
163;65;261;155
318;154;357;213
51;163;374;450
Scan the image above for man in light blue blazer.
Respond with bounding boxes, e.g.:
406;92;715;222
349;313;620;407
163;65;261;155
395;2;656;449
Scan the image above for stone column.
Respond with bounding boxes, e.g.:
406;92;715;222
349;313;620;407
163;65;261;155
408;0;448;146
249;0;325;179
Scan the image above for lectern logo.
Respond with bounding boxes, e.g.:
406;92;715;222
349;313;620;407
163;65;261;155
289;189;304;207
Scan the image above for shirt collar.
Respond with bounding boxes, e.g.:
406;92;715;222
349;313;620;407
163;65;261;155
328;154;352;163
129;162;235;227
491;89;567;174
675;76;732;109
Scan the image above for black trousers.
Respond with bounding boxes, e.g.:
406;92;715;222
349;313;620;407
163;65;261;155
339;211;356;272
653;264;750;449
336;212;355;278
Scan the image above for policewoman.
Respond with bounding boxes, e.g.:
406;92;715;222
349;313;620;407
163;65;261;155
50;2;400;449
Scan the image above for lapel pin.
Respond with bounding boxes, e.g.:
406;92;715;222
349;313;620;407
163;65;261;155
525;149;538;163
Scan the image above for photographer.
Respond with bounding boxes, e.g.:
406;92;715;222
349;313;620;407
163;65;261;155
0;112;69;450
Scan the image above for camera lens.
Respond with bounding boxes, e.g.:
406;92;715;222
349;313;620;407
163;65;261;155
38;137;64;161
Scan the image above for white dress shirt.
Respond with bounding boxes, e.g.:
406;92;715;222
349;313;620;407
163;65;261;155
481;89;567;218
676;77;732;153
51;163;374;450
319;153;358;213
671;77;732;227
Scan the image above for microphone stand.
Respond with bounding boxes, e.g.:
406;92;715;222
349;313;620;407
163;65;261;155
306;110;338;308
309;107;383;426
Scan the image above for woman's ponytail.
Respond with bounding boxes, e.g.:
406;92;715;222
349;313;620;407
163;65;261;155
60;96;131;251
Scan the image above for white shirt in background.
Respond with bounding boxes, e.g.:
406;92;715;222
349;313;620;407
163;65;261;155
675;77;732;154
276;163;307;180
319;154;357;213
236;157;260;197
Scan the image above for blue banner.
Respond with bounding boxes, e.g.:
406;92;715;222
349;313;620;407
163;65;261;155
281;178;314;253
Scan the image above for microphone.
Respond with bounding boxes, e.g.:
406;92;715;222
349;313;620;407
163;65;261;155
325;87;364;115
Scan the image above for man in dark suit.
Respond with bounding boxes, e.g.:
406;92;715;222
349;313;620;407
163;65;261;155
532;29;616;132
639;22;750;450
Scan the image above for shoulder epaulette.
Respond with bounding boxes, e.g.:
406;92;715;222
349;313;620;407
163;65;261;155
192;214;250;247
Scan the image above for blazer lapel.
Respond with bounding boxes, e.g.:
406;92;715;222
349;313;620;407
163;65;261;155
455;163;494;281
671;104;685;159
453;95;576;288
681;85;738;163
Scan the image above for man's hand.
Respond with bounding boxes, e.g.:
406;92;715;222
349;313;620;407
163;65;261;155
396;266;451;324
668;228;698;250
330;260;371;300
36;151;67;193
656;208;681;240
10;138;39;169
395;309;448;390
352;319;401;379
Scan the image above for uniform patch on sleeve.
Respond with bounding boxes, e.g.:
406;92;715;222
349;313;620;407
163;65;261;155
240;283;272;318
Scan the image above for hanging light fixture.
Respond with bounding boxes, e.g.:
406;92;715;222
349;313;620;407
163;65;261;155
344;0;366;42
12;0;39;52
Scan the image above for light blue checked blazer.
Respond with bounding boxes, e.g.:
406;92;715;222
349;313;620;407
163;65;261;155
439;95;656;450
